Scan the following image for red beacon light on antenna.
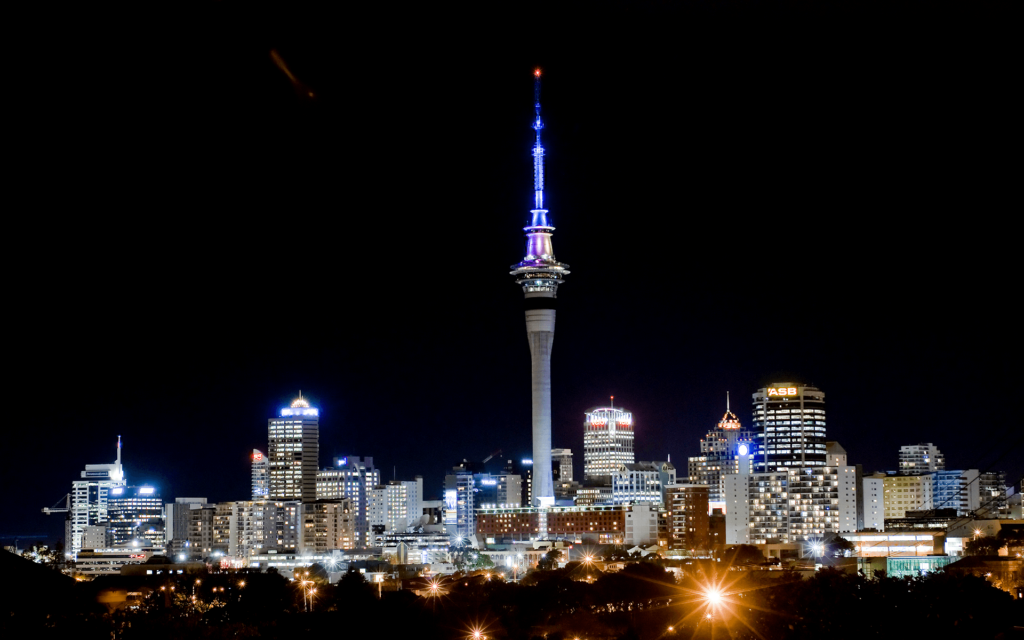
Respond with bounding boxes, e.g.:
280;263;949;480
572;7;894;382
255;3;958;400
534;68;541;77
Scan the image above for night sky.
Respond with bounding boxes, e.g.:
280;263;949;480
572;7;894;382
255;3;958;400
8;4;1020;545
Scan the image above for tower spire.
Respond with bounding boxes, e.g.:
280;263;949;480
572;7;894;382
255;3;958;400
726;391;730;412
532;68;545;215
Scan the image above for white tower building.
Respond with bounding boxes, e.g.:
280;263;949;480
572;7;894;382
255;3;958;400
510;70;569;509
67;437;126;558
584;406;635;480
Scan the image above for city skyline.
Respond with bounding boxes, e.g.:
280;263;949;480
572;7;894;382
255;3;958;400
8;14;1019;546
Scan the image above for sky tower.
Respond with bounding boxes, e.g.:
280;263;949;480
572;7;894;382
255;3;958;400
511;69;569;508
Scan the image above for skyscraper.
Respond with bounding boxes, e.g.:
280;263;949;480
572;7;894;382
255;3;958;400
688;393;757;506
67;437;126;558
751;383;827;472
584;406;634;480
268;394;319;503
510;69;569;508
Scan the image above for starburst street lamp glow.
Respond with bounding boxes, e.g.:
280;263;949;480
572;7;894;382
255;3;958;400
704;587;722;607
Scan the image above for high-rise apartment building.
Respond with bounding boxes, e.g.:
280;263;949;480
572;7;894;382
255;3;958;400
268;395;319;503
899;443;945;475
107;485;164;548
165;497;207;559
882;475;934;520
584;406;635;479
67;438;126;558
752;383;827;472
688;394;757;506
725;448;854;545
251;449;269;499
666;484;710;552
862;474;885;531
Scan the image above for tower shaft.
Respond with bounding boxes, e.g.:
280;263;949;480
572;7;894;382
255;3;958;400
527;309;555;506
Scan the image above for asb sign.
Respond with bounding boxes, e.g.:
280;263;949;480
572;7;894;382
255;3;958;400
767;387;798;397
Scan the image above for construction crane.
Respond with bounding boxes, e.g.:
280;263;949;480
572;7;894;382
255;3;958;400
42;493;71;515
481;449;502;465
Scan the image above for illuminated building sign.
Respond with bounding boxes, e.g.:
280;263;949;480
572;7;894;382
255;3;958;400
111;487;124;495
253;452;263;461
767;387;798;397
737;443;750;456
481;479;497;486
280;407;319;417
139;487;155;495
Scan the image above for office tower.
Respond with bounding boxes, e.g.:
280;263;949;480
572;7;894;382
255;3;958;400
666;484;710;552
510;70;569;509
688;393;757;506
505;458;533;506
107;485;164;548
268;394;319;502
752;383;827;472
584;406;635;480
899;443;946;475
67;437;126;558
316;456;379;547
551;448;573;482
611;463;664;505
251;449;269;499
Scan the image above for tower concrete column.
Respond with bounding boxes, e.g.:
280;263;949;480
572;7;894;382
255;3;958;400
526;305;556;506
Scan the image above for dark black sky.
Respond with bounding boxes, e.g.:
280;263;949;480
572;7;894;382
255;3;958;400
8;3;1020;545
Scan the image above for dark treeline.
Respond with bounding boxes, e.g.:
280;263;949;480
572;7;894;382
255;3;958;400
5;562;1021;639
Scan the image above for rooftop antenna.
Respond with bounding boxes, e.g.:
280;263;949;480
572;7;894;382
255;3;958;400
726;391;730;412
610;395;614;408
117;435;122;465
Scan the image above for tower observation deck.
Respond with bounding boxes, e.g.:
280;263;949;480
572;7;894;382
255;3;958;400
511;70;569;511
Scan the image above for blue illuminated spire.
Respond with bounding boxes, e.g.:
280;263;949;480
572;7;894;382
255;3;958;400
531;69;547;223
511;68;569;293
